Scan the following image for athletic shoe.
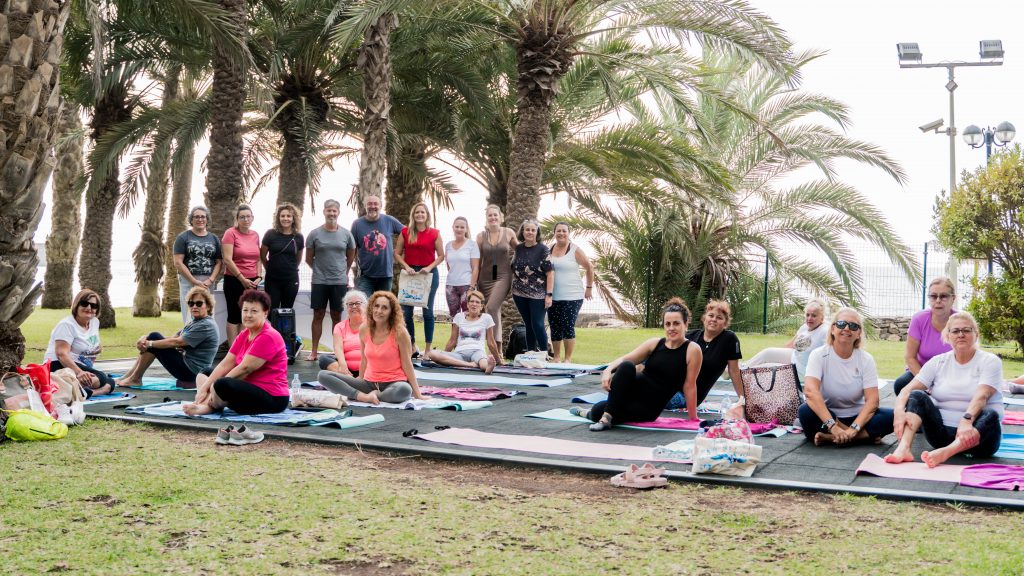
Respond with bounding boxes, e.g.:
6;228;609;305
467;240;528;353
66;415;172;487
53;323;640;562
228;425;265;446
215;425;234;445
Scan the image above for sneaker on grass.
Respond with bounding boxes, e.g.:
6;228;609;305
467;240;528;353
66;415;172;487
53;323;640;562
228;425;265;446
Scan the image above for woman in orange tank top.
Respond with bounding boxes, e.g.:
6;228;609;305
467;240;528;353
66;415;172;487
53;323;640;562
317;291;425;404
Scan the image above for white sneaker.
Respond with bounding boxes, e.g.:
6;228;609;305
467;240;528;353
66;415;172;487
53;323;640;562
70;402;86;425
55;403;73;426
227;425;264;446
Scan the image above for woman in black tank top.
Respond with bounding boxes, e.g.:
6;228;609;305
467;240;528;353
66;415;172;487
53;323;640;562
572;298;703;430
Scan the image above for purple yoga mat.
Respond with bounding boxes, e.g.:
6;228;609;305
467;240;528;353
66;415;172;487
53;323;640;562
419;386;521;401
414;427;691;463
960;464;1024;491
621;417;778;435
855;453;965;483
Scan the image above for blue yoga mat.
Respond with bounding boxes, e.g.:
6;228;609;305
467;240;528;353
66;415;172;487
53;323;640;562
84;392;136;404
571;392;607;404
995;433;1024;460
127;377;184;391
414;370;570;387
125;401;380;428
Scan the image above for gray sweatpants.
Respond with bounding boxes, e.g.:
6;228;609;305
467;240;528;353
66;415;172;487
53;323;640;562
317;370;412;403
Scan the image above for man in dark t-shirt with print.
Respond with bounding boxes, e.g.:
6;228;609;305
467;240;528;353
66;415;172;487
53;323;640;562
350;194;404;295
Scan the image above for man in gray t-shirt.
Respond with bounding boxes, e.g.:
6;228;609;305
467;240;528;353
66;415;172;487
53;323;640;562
304;199;356;360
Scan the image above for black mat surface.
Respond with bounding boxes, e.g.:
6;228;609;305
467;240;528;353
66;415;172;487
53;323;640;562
88;359;1024;508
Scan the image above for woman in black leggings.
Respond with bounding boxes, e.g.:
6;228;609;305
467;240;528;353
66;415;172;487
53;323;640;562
571;297;702;430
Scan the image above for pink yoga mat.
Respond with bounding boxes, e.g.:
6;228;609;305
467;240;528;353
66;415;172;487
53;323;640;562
1003;412;1024;426
621;417;778;435
414;427;691;463
419;386;519;401
855;453;965;483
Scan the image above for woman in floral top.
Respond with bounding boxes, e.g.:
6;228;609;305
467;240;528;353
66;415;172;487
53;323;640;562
511;219;554;353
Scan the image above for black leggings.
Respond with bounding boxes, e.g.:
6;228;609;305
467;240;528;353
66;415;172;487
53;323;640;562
213;377;289;415
588;361;671;424
892;370;915;396
144;332;199;382
48;360;114;397
265;277;299;310
905;390;1002;457
223;275;259;324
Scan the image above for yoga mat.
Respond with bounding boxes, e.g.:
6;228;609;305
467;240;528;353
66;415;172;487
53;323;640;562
1005;398;1024;407
571;392;607;404
84;392;136;404
419;386;522;401
124;401;358;427
414;370;571;387
334;414;386;429
417;360;588;378
126;377;185;391
414;427;690;463
347;398;493;411
541;362;606;372
855;453;965;483
524;409;790;437
995;433;1024;460
1003;412;1024;426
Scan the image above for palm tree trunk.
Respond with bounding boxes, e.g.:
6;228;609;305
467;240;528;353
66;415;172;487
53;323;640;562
384;140;426;229
276;132;307;210
0;0;72;369
42;103;85;309
503;101;550;230
133;70;179;317
355;12;398;213
161;142;195;312
79;89;131;328
204;0;248;236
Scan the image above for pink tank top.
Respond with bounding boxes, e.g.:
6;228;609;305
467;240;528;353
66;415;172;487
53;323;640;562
363;330;407;382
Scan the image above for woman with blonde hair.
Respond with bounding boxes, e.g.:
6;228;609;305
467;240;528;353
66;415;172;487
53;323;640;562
444;216;480;316
476;204;518;353
799;308;893;446
893;277;957;395
747;299;827;380
428;290;500;373
394;201;445;356
317;291;426;404
261;202;305;310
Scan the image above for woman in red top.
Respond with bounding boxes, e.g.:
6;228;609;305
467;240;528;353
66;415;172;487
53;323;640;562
184;290;289;415
317;291;425;404
394;202;445;356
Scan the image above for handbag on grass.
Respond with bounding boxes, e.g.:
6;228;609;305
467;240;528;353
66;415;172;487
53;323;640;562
397;270;429;307
741;363;802;425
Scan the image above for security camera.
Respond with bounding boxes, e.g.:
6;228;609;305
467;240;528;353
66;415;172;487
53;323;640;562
919;119;944;133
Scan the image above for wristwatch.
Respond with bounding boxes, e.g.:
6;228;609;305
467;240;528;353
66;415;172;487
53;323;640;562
821;418;836;431
962;412;974;421
546;292;553;297
850;422;862;432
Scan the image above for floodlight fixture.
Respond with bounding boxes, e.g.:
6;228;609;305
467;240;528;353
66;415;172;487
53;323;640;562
979;40;1004;60
897;42;923;63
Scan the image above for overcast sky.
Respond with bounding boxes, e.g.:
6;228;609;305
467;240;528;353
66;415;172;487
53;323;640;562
41;1;1024;259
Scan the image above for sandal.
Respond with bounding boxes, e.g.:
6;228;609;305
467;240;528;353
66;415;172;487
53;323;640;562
610;463;668;489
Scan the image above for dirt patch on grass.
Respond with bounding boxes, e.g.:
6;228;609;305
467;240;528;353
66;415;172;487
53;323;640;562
319;557;414;575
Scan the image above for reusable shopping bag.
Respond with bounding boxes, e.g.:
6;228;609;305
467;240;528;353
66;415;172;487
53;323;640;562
741;363;801;425
397;270;429;307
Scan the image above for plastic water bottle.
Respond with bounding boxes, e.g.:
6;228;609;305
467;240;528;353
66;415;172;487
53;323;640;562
290;374;301;396
719;395;734;416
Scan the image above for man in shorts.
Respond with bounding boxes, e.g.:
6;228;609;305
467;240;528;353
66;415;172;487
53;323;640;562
305;199;356;360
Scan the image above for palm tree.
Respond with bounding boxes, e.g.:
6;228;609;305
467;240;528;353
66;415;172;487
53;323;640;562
0;0;72;369
42;104;86;309
556;51;919;325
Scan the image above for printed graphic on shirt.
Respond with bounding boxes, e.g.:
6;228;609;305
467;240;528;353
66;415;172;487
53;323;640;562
794;333;812;352
361;230;389;256
187;240;217;275
459;324;485;344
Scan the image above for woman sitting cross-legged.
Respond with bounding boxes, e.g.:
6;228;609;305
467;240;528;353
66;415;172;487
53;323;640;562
317;291;427;405
115;287;220;389
183;289;290;416
426;290;501;374
317;289;368;377
798;308;894;446
886;311;1003;468
572;297;702;431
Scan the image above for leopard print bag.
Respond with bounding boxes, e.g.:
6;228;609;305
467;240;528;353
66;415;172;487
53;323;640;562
741;363;802;425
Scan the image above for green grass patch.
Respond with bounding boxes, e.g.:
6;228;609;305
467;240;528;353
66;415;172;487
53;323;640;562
21;307;185;360
1;420;1023;575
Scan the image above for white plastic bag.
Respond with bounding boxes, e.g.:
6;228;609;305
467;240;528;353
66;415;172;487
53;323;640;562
692;436;762;477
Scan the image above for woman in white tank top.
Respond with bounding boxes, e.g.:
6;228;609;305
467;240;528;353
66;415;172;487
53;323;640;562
548;222;594;363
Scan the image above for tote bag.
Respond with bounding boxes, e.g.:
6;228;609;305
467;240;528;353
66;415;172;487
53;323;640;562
397;270;429;307
741;363;802;425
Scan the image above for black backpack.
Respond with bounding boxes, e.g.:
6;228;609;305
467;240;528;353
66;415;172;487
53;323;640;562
504;323;528;360
270;308;299;365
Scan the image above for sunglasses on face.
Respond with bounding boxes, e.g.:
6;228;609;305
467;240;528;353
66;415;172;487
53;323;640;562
928;293;953;301
187;300;206;308
949;327;974;336
78;301;100;311
834;320;861;331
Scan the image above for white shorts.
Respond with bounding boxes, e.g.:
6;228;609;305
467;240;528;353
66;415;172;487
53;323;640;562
439;349;486;363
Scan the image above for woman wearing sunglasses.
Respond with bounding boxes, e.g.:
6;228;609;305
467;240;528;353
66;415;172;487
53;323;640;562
42;289;115;397
114;287;220;389
887;311;1003;467
893;277;957;396
798;308;894;446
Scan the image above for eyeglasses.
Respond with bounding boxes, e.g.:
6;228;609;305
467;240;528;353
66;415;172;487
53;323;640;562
187;300;206;308
78;301;100;311
949;327;974;336
834;320;861;331
192;215;207;220
238;214;254;220
345;302;363;309
928;293;953;301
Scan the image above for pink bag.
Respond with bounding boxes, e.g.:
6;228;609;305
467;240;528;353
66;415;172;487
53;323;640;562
699;419;754;444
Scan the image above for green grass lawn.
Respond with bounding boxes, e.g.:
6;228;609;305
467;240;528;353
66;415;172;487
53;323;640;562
19;308;1024;379
1;419;1023;575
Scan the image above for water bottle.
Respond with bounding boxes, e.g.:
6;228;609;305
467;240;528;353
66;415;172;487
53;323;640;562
290;374;301;396
719;394;734;416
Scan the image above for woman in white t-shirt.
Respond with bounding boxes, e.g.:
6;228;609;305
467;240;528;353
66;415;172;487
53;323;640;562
42;289;115;397
887;311;1003;468
747;300;827;379
427;290;500;373
443;216;480;316
798;308;893;446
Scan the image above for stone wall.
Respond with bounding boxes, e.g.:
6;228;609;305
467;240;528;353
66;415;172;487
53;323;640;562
873;316;911;342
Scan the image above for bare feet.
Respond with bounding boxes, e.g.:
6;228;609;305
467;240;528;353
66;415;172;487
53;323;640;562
884;447;915;464
182;402;215;416
483;357;495;375
813;432;834;446
114;377;141;388
305;351;318;361
355;390;380;405
921;447;956;468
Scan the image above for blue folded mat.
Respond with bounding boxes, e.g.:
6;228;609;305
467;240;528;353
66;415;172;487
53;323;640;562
124;401;381;428
84;392;136;404
995;433;1024;460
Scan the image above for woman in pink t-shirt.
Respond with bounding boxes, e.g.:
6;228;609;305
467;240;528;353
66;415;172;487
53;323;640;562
185;290;289;415
222;204;263;344
394;202;445;356
318;290;368;376
893;277;956;396
317;291;425;404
